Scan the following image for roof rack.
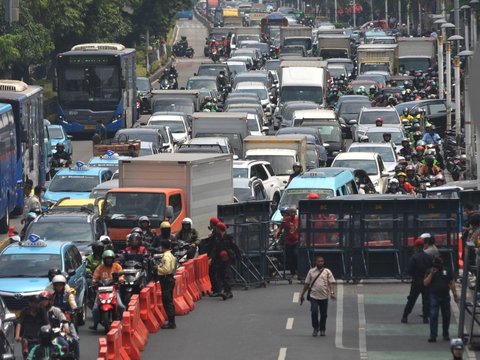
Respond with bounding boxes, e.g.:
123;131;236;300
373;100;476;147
71;43;126;51
0;80;29;92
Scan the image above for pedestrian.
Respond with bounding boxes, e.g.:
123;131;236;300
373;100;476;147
421;233;440;259
300;256;336;337
450;338;465;360
21;179;34;222
24;185;44;219
157;239;177;329
424;257;459;342
96;119;107;143
275;206;299;279
401;238;433;324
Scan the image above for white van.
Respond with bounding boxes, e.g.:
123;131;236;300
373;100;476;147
280;66;328;107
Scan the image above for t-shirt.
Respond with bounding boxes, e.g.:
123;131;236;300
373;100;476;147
281;216;299;245
304;267;335;300
427;267;453;297
18;307;48;339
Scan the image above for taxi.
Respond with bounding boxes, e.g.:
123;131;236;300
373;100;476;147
44;161;113;202
0;237;87;322
87;150;132;173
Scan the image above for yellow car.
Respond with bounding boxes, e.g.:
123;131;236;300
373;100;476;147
49;198;103;214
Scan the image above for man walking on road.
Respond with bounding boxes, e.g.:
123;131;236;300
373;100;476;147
275;206;299;279
300;256;336;337
401;238;433;324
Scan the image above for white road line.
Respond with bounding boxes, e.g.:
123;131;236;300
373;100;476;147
451;297;476;360
278;347;287;360
358;294;368;360
286;317;294;330
335;284;358;351
292;292;300;303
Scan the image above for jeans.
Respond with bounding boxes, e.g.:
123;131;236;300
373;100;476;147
160;276;176;325
402;280;429;318
92;293;126;326
285;243;298;276
310;298;328;331
429;293;451;338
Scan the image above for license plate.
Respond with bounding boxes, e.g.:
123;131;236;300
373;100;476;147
84;125;96;130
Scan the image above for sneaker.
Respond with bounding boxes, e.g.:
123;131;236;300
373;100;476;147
443;335;450;341
161;323;176;330
320;331;326;336
428;337;436;343
312;329;318;337
423;318;429;324
401;316;407;323
208;292;220;297
221;292;233;300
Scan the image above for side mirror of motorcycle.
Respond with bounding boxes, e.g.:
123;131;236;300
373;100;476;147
2;354;14;360
67;269;76;277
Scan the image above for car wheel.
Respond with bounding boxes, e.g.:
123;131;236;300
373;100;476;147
77;296;87;326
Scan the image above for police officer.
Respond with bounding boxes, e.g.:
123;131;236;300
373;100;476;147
157;240;177;329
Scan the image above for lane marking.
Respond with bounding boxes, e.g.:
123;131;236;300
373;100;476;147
278;347;287;360
292;292;299;303
358;294;368;360
335;284;358;350
451;297;476;360
286;317;294;330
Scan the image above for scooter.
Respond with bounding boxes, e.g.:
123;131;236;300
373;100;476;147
49;158;70;179
120;259;147;305
95;277;120;334
210;47;220;63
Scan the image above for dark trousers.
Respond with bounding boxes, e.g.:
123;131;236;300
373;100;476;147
402;280;429;318
160;276;176;325
285;243;298;276
216;262;232;294
310;298;328;331
429;293;451;338
209;262;218;293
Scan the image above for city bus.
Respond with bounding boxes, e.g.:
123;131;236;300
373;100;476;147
0;103;17;233
0;80;46;214
55;43;136;136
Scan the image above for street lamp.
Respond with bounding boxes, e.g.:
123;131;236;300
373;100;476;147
460;5;471;51
470;0;479;50
458;49;474;178
434;18;446;100
447;34;463;143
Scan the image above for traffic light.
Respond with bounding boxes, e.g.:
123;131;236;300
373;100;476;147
5;0;20;24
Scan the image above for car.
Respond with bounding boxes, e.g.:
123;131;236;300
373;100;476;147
225;93;261;108
264;59;281;72
363;126;406;151
231;47;262;68
227;108;267;135
233;160;282;207
239;41;270;57
48;198;98;213
276;127;328;165
327;64;348;79
331;152;389;193
233;177;268;202
326;58;354;76
335;95;371;113
147;112;190;144
186;75;218;92
182;137;235;155
274;100;322;129
356;73;388;88
44;164;113;202
225;103;267;125
195;63;231;83
115;128;165;150
336;97;372;136
228;56;254;71
141;125;176;153
234;81;274;118
232;71;274;91
0;240;87;322
88;152;132;173
140;141;160;156
226;61;248;77
47;124;73;155
347;142;398;173
177;9;193;20
150;96;196;116
351;107;402;142
24;207;107;255
90;179;119;199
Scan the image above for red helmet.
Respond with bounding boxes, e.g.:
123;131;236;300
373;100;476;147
38;291;53;302
306;193;320;199
415;145;424;152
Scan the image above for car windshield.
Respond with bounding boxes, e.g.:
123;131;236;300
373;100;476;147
0;254;61;278
103;192;166;219
116;132;158;143
26;222;94;243
332;159;378;175
235;88;267;100
136;78;150;92
281;86;323;104
360;112;399;125
349;146;395;162
186;79;217;90
234;187;252;202
339;102;370;115
139;147;154;156
279;189;334;208
48;128;64;139
197;67;226;77
246;155;294;176
151;100;194;115
228;63;247;76
233;168;249;178
49;175;100;192
366;131;403;145
313;124;342;142
148;120;185;133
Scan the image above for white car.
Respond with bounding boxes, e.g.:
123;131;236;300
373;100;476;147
234;81;273;118
347;142;398;173
147;113;190;144
233;160;283;207
331;152;389;193
350;107;402;142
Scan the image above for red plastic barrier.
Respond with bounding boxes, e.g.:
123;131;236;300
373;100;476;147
98;337;108;359
147;282;165;326
122;311;141;360
177;267;195;311
8;226;15;238
183;259;202;301
154;281;168;321
194;254;211;294
139;287;160;333
106;323;130;360
128;295;148;350
173;273;191;315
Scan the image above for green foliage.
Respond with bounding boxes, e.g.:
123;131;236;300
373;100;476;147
0;34;21;70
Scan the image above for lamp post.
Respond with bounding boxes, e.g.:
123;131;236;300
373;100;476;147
434;18;447;100
458;49;474;178
442;23;456;130
407;0;411;36
471;0;479;50
453;55;462;155
461;5;471;51
385;0;388;24
398;0;401;25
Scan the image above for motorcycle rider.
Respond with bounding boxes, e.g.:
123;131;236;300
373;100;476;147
385;178;407;194
397;172;416;195
405;165;421;189
179;36;189;51
151;221;176;252
422;124;442;145
418;154;442;177
382;132;393;145
175;218;200;259
399;138;414;159
375;117;383;127
86;241;104;280
216;70;229;94
89;250;125;331
124;232;149;258
287;162;303;185
400;108;413;122
27;325;64;360
138;216;157;246
52;143;72;168
16;296;49;359
451;338;465;360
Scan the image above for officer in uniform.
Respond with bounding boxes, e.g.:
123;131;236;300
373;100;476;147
157;240;177;329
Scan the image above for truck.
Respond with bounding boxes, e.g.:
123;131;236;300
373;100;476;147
150;90;201;115
222;8;242;27
102;153;233;247
191;112;250;158
280;26;313;55
244;134;307;189
356;44;399;75
397;37;436;73
317;35;351;59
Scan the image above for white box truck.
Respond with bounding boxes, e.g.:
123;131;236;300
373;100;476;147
397;37;436;73
357;44;399;75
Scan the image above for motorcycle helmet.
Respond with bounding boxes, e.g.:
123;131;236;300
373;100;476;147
182;217;193;229
425;154;435;166
56;143;65;152
160;221;171;229
406;165;415;173
38;290;53;303
102;249;115;266
394;164;406;173
48;268;62;282
279;206;290;216
292;162;302;171
416;140;426;147
397;172;407;179
402;108;409;116
369;84;376;93
434;173;445;184
52;274;67;285
160;221;171;238
359;135;369;142
401;138;410;146
306;193;320;200
139;216;150;226
131;227;143;235
91;241;105;257
39;325;55;346
389;178;399;188
382;132;392;141
128;232;142;249
375;118;383;126
451;338;464;352
415;145;425;153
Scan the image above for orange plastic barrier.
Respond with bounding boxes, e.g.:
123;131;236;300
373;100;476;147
173;273;191;315
121;311;141;360
106;323;130;360
128;295;148;350
194;254;212;295
154;281;168;321
97;337;108;359
183;259;202;301
8;226;15;238
147;282;166;326
177;267;195;311
139;287;160;333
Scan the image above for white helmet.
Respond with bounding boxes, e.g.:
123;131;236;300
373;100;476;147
182;217;193;226
52;275;67;284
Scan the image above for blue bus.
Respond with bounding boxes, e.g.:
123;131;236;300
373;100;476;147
55;43;137;136
0;103;17;233
0;81;47;214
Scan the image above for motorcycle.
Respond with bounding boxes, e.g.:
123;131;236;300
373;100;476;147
120;259;147;305
209;47;220;63
159;74;178;90
173;42;194;58
49;158;70;180
52;326;78;360
172;240;195;265
95;277;120;334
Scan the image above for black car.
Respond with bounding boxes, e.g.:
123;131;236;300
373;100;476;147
302;119;345;164
195;63;232;84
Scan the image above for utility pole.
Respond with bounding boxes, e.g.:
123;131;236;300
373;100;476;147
4;0;19;23
454;56;462;155
146;29;150;75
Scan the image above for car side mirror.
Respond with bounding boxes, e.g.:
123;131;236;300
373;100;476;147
4;313;16;322
348;119;357;125
165;205;174;219
381;171;390;177
67;135;73;140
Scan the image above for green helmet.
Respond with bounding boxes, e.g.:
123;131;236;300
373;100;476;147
102;249;115;259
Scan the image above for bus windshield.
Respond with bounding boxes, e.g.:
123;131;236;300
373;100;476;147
58;64;121;111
